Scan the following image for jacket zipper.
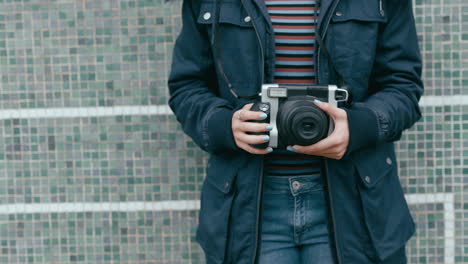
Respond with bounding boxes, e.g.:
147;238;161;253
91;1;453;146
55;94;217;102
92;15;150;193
317;0;340;86
252;159;264;264
324;160;342;264
239;1;265;264
240;0;346;263
379;0;385;16
316;0;344;263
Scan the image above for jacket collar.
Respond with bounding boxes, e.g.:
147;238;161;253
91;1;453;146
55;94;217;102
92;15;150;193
316;0;336;34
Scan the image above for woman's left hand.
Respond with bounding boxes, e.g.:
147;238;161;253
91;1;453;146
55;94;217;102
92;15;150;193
287;100;349;160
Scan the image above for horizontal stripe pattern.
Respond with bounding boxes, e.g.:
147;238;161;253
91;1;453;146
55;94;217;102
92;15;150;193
264;149;321;176
264;0;322;176
265;0;319;84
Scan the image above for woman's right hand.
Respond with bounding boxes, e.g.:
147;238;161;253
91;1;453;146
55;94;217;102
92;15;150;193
232;104;273;155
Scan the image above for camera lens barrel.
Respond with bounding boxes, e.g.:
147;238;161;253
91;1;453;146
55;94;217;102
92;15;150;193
277;97;329;147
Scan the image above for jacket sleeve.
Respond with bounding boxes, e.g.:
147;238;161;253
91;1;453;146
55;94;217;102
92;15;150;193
167;0;240;154
344;0;424;155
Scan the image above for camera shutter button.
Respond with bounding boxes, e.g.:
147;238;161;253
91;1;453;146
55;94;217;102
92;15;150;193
259;103;270;112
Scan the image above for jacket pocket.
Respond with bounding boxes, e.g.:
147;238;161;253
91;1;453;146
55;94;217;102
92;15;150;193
331;0;386;23
196;1;260;100
197;1;254;28
353;144;415;261
196;154;239;264
327;0;387;100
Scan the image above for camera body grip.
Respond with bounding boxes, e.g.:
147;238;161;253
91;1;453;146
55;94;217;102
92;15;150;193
248;102;271;149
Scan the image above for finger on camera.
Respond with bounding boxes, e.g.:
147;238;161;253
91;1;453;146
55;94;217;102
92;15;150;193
305;144;345;159
237;133;270;145
309;126;347;148
233;104;253;121
291;137;335;153
239;142;270;155
239;109;268;122
315;101;347;120
240;122;271;133
318;154;342;160
242;103;254;110
322;151;345;160
294;147;343;159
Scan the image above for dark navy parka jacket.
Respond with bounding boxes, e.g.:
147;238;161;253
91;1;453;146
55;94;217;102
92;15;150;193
168;0;424;263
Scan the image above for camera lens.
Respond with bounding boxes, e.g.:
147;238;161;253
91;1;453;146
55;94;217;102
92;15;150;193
277;97;329;147
302;122;315;131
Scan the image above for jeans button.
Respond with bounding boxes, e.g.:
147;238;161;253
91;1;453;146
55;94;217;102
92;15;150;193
292;181;301;191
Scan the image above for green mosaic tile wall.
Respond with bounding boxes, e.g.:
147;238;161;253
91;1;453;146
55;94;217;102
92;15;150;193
0;211;202;263
0;0;466;263
0;115;205;203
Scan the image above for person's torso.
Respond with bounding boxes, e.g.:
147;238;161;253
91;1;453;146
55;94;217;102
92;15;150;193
263;0;323;176
194;1;415;263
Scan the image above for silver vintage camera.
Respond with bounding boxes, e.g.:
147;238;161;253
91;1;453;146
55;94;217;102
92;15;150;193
249;84;349;149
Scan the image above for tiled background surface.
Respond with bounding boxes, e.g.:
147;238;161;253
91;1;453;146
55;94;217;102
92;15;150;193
0;0;466;263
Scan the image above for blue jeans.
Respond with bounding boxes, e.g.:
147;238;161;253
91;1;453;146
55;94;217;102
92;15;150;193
259;175;335;264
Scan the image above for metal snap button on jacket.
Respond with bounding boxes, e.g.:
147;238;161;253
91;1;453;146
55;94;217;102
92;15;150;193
365;176;371;184
386;157;393;165
292;181;301;191
203;12;211;20
244;16;251;23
